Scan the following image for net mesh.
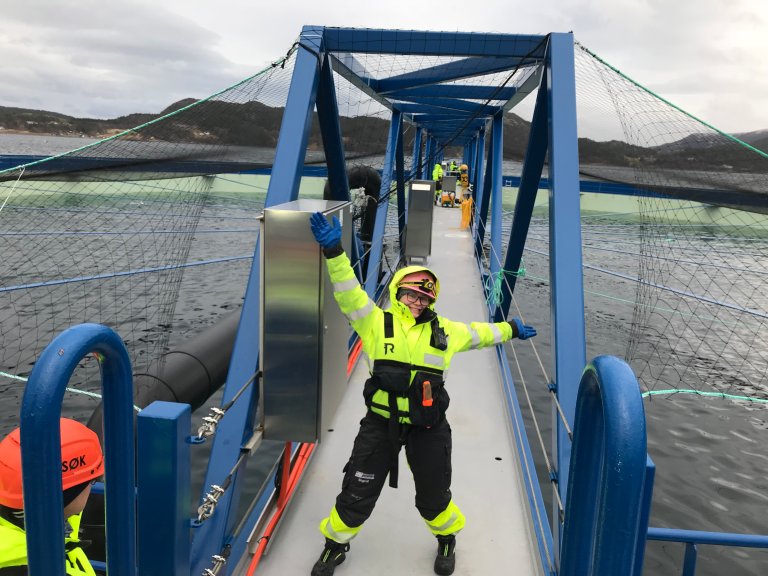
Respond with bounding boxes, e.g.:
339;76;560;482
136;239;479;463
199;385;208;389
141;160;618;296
498;41;768;404
1;27;767;575
495;39;768;576
0;53;303;419
2;30;766;410
579;42;768;400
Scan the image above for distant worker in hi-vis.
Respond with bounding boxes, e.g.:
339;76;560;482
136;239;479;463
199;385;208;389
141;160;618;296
432;162;443;203
459;164;469;197
0;418;104;575
308;212;537;576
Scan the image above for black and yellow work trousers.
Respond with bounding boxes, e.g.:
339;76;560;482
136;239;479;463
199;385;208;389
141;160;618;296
325;411;465;538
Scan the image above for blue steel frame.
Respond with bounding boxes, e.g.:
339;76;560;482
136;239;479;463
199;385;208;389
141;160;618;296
545;33;587;563
560;356;650;576
137;401;191;575
20;323;136;576
470;32;588;571
190;25;560;575
13;26;684;576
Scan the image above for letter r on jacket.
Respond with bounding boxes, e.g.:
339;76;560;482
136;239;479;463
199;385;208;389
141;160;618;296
384;343;394;354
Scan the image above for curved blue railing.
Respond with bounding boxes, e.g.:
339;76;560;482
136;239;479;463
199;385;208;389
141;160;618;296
20;323;136;576
560;355;650;576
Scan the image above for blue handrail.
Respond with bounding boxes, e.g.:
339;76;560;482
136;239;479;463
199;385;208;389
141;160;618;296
20;323;136;576
647;527;768;576
560;355;651;576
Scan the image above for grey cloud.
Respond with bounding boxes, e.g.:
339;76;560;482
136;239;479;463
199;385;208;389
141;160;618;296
0;0;249;118
2;0;767;133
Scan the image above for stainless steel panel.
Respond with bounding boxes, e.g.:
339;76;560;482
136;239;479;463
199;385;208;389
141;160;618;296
404;180;435;261
442;175;457;193
261;199;351;442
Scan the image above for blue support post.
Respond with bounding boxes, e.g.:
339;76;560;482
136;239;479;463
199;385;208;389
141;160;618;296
682;544;698;576
265;25;325;207
317;52;349;203
192;26;326;573
467;137;476;194
316;49;364;277
633;457;655;576
474;122;494;261
137;401;191;575
489;112;504;318
412;127;423;179
192;250;262;574
395;118;407;255
21;323;135;576
473;126;486;203
364;109;401;296
560;355;649;576
495;71;549;321
547;32;586;562
425;135;434;181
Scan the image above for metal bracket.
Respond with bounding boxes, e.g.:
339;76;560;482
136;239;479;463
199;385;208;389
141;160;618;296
196;407;226;440
197;484;225;522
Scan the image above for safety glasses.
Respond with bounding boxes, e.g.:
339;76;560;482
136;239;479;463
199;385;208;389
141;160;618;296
400;288;433;306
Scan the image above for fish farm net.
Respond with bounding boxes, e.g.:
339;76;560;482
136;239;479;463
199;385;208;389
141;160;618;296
0;32;766;411
1;28;767;575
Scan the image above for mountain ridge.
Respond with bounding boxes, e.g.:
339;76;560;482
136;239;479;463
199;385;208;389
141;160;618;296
1;101;766;171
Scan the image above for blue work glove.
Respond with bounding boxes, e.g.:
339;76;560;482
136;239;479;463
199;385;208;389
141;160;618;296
510;317;537;340
309;212;342;248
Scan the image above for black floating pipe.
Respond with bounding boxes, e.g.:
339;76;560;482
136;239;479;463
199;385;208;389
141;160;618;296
87;310;241;434
82;310;241;563
324;164;381;243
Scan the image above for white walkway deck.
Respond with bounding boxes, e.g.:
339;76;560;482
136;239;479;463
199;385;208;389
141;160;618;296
245;205;543;575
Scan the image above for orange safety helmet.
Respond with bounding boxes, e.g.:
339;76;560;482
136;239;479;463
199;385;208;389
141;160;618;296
0;418;104;509
398;270;437;301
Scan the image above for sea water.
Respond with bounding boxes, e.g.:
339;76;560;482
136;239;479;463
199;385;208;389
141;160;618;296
1;134;766;575
511;223;768;575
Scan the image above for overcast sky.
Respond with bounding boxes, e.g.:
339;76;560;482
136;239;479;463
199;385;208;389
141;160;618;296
2;0;766;134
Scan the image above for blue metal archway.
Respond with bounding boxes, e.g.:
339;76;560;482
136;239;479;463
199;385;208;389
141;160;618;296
193;27;587;574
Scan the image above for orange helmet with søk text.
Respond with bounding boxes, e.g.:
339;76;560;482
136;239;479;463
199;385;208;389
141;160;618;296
0;418;104;509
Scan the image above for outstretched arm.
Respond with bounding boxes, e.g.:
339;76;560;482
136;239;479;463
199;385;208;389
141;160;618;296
309;212;381;343
441;316;537;354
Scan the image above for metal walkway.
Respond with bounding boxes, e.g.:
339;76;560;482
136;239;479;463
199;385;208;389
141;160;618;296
247;205;542;576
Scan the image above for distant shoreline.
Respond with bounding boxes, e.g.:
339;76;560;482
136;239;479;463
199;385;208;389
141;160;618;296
0;129;106;138
0;129;51;136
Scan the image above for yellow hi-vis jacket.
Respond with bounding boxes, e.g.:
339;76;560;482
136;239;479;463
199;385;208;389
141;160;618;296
0;512;95;575
432;163;443;181
325;253;514;422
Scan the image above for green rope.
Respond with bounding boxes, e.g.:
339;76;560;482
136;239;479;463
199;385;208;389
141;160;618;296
642;389;768;404
1;370;142;412
485;261;526;307
576;41;768;161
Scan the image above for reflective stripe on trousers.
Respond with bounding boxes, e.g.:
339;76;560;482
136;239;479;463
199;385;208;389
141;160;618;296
319;506;362;544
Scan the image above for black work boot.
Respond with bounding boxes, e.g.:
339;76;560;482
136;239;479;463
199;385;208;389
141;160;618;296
434;534;456;575
311;538;350;576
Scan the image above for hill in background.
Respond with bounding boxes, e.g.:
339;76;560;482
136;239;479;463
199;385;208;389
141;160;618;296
1;101;766;172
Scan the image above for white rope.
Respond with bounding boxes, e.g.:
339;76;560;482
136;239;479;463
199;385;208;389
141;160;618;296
0;166;25;217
